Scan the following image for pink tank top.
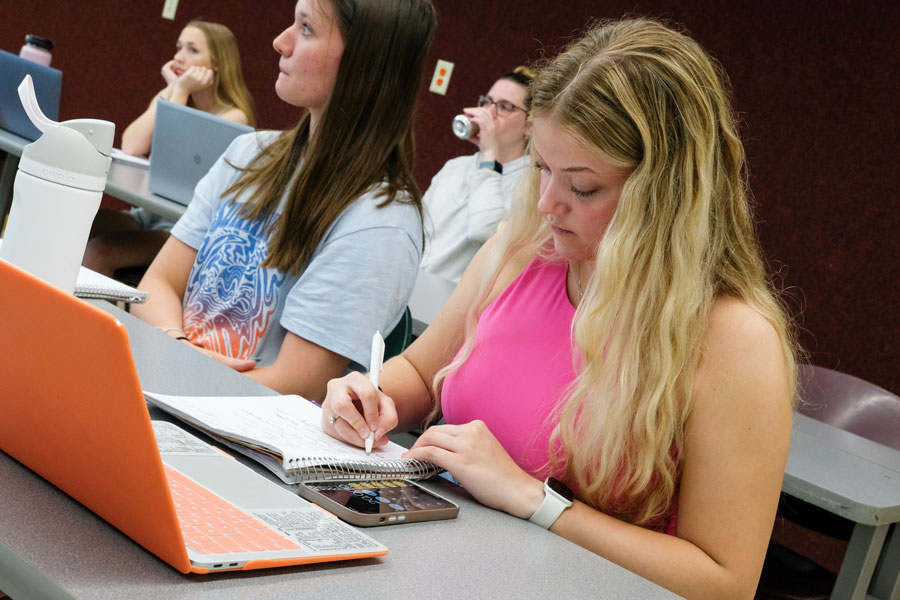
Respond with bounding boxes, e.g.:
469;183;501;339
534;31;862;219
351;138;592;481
441;255;679;535
441;256;575;476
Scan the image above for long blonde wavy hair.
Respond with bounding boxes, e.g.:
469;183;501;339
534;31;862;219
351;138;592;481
187;20;256;127
434;18;798;527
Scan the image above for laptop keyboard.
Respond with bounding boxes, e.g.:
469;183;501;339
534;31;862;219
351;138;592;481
164;464;302;555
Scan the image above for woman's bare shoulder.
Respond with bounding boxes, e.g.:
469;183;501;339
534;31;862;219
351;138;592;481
693;296;792;417
705;296;781;350
219;107;249;126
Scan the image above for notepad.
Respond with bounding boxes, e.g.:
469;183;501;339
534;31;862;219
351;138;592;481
0;240;148;303
144;392;443;485
76;266;148;303
111;148;150;169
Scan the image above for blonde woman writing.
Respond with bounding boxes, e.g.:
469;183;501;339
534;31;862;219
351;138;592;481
321;19;796;599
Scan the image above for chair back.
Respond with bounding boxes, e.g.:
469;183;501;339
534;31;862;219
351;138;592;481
798;364;900;450
383;307;413;360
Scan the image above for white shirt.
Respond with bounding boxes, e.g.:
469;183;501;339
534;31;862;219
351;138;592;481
419;152;529;283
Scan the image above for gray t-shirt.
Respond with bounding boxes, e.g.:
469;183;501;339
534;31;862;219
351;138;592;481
171;131;422;369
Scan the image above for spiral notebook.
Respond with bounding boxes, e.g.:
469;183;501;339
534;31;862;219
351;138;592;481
144;392;443;485
75;266;148;303
0;240;147;303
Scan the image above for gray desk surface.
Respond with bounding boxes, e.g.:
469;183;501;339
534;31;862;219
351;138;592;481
0;127;186;222
785;412;900;600
0;301;679;600
105;161;185;222
785;413;900;525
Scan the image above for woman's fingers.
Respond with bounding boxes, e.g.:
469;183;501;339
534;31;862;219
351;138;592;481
329;373;379;438
403;443;457;470
330;414;366;448
322;372;398;448
410;424;464;452
192;345;257;371
373;390;399;440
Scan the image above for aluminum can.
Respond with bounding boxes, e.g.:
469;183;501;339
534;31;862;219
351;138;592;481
452;114;478;139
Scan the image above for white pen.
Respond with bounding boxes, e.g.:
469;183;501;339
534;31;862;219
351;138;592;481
366;330;385;455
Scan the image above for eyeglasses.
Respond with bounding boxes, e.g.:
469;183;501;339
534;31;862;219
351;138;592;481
477;95;527;116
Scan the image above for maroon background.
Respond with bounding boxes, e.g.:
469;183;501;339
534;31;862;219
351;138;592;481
2;1;898;393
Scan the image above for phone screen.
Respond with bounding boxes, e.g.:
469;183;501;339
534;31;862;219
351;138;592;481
300;479;459;525
306;480;456;513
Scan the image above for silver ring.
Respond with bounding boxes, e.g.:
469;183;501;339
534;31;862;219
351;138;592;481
327;415;336;425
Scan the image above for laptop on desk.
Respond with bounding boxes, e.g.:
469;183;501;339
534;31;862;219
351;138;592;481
148;99;252;206
0;258;387;574
0;50;62;141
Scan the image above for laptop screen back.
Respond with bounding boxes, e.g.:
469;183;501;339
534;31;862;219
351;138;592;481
0;50;62;141
0;258;190;571
148;99;253;206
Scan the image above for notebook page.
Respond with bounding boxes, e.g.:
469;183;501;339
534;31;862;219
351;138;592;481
144;392;408;469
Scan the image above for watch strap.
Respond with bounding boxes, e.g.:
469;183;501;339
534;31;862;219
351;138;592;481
478;160;503;175
528;478;573;529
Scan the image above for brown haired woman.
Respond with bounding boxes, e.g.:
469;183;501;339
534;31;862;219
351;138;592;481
84;20;256;278
132;0;437;401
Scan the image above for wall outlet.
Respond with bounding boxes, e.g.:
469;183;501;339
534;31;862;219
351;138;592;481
429;59;454;95
162;0;178;20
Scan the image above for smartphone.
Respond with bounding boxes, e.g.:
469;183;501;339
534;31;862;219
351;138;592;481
298;479;459;527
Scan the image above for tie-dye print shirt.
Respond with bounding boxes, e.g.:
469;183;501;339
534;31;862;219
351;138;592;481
170;131;422;368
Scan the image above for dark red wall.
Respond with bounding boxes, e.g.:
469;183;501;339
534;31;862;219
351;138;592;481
3;1;898;393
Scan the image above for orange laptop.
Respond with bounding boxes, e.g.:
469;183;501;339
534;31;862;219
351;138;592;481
0;258;387;573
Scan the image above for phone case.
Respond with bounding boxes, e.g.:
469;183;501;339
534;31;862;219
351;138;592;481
298;479;460;527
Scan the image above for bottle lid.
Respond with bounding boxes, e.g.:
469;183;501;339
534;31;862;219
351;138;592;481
20;127;110;191
15;74;112;191
25;34;53;51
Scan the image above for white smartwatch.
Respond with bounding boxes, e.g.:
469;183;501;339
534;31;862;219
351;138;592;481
528;477;574;529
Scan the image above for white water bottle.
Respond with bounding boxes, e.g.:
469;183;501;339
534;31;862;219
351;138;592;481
0;75;114;294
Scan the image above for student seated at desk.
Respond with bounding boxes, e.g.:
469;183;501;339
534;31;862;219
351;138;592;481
83;20;255;278
132;0;436;401
419;67;534;283
321;19;798;599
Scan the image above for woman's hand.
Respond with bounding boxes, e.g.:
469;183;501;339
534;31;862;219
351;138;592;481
403;420;544;519
321;372;399;449
181;340;258;372
462;106;499;161
161;59;179;87
162;60;178;87
173;65;216;95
